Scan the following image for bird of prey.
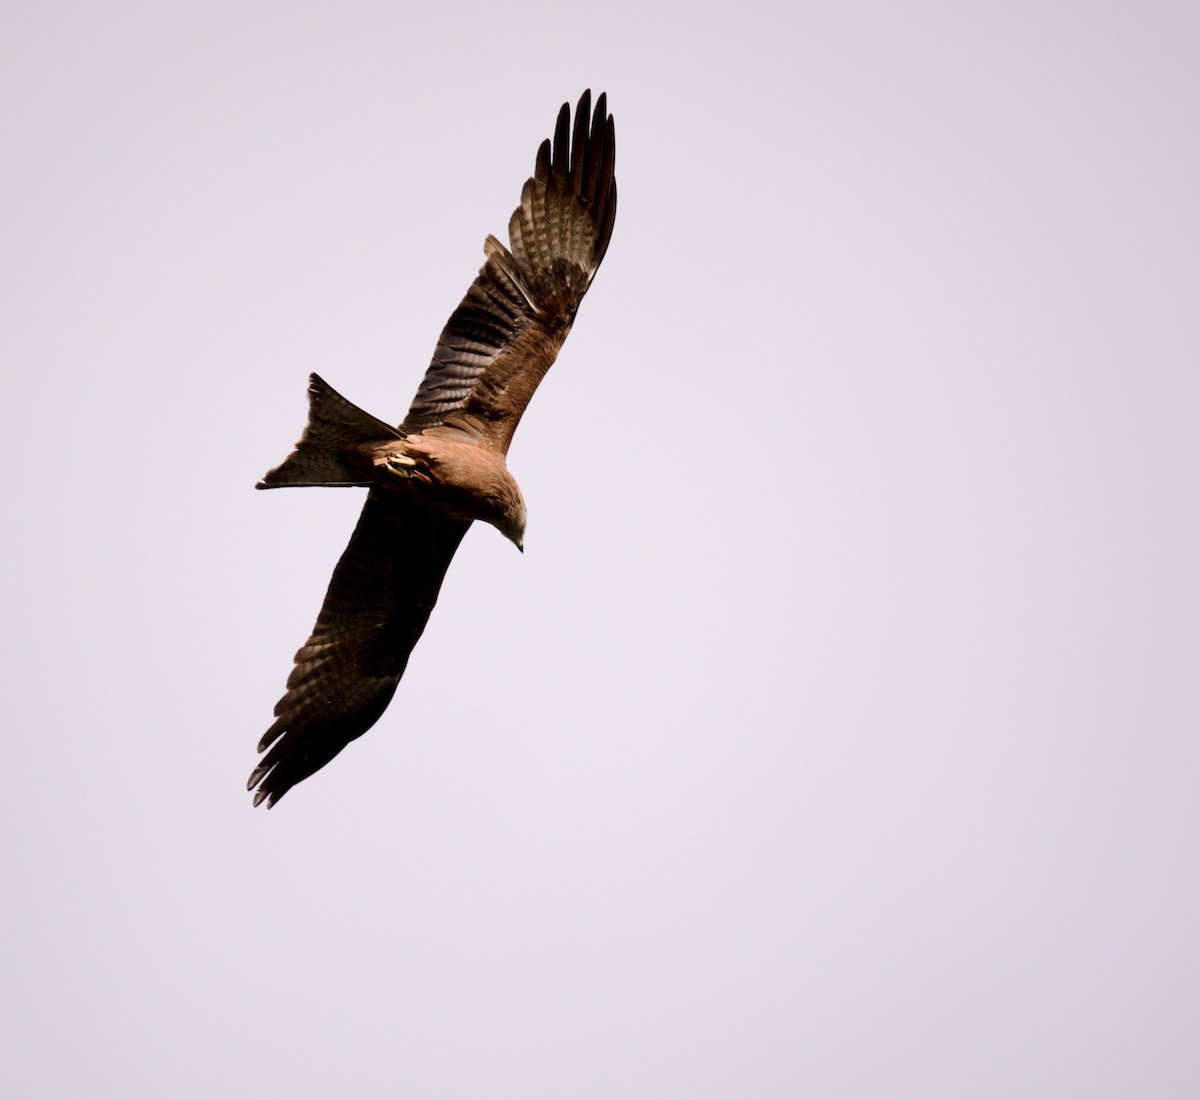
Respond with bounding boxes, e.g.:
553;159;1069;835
248;91;616;807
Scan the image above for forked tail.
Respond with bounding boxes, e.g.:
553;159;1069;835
257;374;403;489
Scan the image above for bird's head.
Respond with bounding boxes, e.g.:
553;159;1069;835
497;496;526;553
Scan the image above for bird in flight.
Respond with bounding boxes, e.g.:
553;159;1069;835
249;91;616;807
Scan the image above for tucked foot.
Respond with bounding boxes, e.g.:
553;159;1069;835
384;453;418;478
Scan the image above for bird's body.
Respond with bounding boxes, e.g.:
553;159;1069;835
372;429;528;545
249;91;616;807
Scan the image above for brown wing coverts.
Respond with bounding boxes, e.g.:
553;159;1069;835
403;89;617;446
249;490;469;807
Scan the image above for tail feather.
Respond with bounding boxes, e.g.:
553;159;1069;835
258;374;402;489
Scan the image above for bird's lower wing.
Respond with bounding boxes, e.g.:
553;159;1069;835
249;489;470;807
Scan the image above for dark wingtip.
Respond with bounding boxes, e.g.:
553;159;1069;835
249;763;278;808
535;137;552;182
551;101;571;181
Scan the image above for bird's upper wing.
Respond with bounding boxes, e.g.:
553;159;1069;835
402;89;617;453
249;489;469;807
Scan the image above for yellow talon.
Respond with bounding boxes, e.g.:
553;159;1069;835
386;453;418;478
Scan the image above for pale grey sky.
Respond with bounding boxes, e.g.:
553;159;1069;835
3;1;1198;1096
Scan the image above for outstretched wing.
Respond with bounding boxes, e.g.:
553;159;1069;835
403;89;617;452
249;490;470;807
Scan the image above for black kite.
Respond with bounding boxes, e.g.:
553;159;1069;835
249;91;616;807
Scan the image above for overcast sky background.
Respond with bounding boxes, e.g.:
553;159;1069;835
3;1;1198;1096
